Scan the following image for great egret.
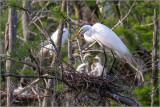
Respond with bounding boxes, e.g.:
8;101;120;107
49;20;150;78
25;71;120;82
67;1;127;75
90;55;106;77
39;28;68;56
73;23;144;81
76;53;91;74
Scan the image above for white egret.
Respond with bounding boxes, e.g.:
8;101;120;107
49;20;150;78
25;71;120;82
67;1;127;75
90;55;106;77
76;53;91;74
73;23;144;81
39;28;68;56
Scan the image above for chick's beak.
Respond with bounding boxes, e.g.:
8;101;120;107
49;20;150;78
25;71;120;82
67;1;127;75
72;30;82;40
92;58;97;63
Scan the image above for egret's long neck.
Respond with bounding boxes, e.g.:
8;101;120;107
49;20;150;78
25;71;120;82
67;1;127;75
84;29;92;37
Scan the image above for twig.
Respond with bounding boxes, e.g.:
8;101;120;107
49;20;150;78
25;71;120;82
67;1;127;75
76;37;85;63
141;22;154;27
14;74;49;96
7;57;54;73
111;0;136;30
141;19;159;27
31;87;41;107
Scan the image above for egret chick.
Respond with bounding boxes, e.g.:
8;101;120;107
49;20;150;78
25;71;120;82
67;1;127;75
39;28;68;56
13;86;28;96
90;55;106;77
76;53;91;74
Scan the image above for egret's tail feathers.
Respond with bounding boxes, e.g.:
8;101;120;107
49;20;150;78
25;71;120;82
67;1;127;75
124;52;137;66
124;52;144;82
136;71;144;82
39;47;48;56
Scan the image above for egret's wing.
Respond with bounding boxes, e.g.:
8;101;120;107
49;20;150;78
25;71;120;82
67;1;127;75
76;63;86;72
92;23;136;65
61;29;68;46
51;28;68;46
92;23;128;54
51;29;58;43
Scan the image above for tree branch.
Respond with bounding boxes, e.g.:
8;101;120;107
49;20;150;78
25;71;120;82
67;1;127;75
112;0;136;30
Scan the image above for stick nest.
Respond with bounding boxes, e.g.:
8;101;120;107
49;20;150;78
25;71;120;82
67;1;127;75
63;71;128;94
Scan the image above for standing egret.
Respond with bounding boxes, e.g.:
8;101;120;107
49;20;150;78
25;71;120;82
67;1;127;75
76;53;91;74
73;23;144;81
90;55;106;77
39;28;68;56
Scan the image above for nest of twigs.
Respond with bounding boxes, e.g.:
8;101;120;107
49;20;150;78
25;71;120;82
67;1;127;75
63;71;128;95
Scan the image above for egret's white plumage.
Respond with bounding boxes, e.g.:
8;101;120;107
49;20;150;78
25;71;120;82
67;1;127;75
39;28;68;56
73;23;144;81
76;53;91;74
73;23;136;65
90;55;106;77
84;32;96;43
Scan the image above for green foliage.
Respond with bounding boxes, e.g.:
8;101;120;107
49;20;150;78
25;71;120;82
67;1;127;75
135;85;159;106
22;69;35;75
7;1;22;8
15;43;29;59
55;83;66;91
49;6;68;22
113;26;136;51
86;1;96;7
133;24;153;51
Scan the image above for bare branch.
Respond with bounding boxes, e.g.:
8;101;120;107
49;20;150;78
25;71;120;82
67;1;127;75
112;0;136;30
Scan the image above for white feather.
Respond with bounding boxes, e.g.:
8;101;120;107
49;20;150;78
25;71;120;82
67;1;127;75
39;28;68;56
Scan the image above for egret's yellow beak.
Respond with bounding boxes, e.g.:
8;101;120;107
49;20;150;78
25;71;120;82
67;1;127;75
72;29;82;40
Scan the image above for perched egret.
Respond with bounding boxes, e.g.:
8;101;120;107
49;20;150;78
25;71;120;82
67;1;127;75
73;23;144;81
39;28;68;56
90;55;106;77
76;53;91;74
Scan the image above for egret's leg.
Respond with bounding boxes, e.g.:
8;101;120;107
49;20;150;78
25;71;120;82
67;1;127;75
109;50;116;73
102;47;107;76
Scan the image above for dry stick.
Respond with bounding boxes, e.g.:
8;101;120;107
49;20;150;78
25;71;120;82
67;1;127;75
14;73;49;96
67;0;73;65
76;37;85;63
141;19;159;27
111;0;136;30
151;9;158;107
83;41;97;51
7;57;54;73
31;87;41;107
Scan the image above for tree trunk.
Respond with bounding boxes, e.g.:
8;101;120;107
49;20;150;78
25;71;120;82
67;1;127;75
22;0;31;42
151;9;158;107
42;1;66;107
114;1;121;20
74;2;82;24
51;0;66;66
5;7;17;106
21;0;31;88
67;0;73;65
